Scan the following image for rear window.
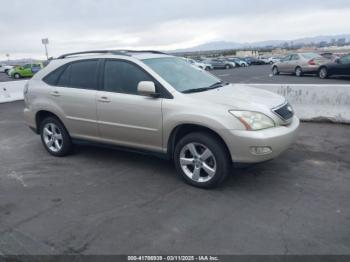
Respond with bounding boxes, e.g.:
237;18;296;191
301;53;321;59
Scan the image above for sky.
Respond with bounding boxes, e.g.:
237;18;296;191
1;0;350;59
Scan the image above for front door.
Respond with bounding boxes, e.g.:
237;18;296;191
96;59;163;152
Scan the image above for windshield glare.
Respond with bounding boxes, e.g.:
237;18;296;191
143;57;220;92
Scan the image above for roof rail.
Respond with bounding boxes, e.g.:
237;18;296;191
120;50;168;55
57;50;129;59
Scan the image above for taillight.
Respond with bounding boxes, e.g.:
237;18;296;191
308;59;316;65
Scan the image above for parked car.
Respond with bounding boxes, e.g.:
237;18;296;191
259;57;270;64
318;54;350;79
0;64;13;74
24;50;299;189
272;53;329;77
202;58;235;69
184;58;213;71
267;57;281;64
10;63;43;79
320;52;339;62
244;57;266;65
226;57;249;67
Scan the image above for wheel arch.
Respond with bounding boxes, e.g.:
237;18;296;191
35;110;65;134
166;123;231;160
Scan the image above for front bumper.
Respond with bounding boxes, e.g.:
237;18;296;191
221;116;300;163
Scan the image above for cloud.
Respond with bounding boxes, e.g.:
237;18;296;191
1;0;350;59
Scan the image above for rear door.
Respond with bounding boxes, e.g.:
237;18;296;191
96;59;163;151
288;54;300;73
52;59;100;139
278;55;291;72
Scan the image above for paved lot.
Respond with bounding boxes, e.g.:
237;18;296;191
0;73;20;82
0;101;350;255
211;65;350;84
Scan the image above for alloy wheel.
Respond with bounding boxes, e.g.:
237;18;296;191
179;142;217;183
43;123;63;153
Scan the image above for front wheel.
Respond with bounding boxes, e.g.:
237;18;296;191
272;66;279;75
318;67;328;79
14;73;21;79
225;64;231;69
40;117;72;157
174;132;231;189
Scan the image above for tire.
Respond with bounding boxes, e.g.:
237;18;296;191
39;117;72;157
4;69;9;74
295;67;303;77
174;132;231;189
318;67;328;79
205;66;210;71
225;64;231;69
272;66;279;75
14;73;21;79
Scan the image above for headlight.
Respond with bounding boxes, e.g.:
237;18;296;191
229;110;275;130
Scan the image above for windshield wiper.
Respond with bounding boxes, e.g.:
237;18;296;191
182;81;229;94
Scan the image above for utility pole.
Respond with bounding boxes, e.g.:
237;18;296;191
41;38;49;60
6;53;10;61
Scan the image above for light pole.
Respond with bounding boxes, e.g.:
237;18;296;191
6;53;10;62
42;38;49;60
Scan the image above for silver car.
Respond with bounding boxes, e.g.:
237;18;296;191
24;50;299;188
272;52;329;77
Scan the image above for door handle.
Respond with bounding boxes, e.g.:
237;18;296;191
98;96;111;103
51;91;60;97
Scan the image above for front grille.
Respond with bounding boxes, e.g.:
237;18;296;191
273;103;294;120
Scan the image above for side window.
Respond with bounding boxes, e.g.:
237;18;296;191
291;54;299;60
57;65;72;87
57;60;98;89
340;55;350;63
43;65;67;86
103;60;153;95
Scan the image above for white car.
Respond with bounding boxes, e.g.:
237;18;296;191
0;64;13;74
268;57;281;64
184;58;213;71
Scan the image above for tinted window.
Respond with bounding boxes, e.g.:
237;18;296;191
103;60;153;95
43;65;67;86
57;60;98;89
57;64;72;87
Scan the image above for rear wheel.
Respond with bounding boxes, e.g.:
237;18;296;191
4;69;9;74
14;73;20;79
295;67;303;77
174;132;231;189
272;66;279;75
40;117;72;157
225;64;231;69
318;67;328;79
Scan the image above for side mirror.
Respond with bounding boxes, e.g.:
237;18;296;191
137;81;158;97
335;58;341;64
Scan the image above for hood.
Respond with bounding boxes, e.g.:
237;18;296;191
188;84;286;110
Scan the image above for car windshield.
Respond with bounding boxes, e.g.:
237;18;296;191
301;53;322;59
143;57;220;93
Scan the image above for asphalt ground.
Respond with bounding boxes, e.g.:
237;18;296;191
0;101;349;255
211;65;350;84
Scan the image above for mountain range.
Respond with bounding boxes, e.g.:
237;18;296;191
170;34;350;53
